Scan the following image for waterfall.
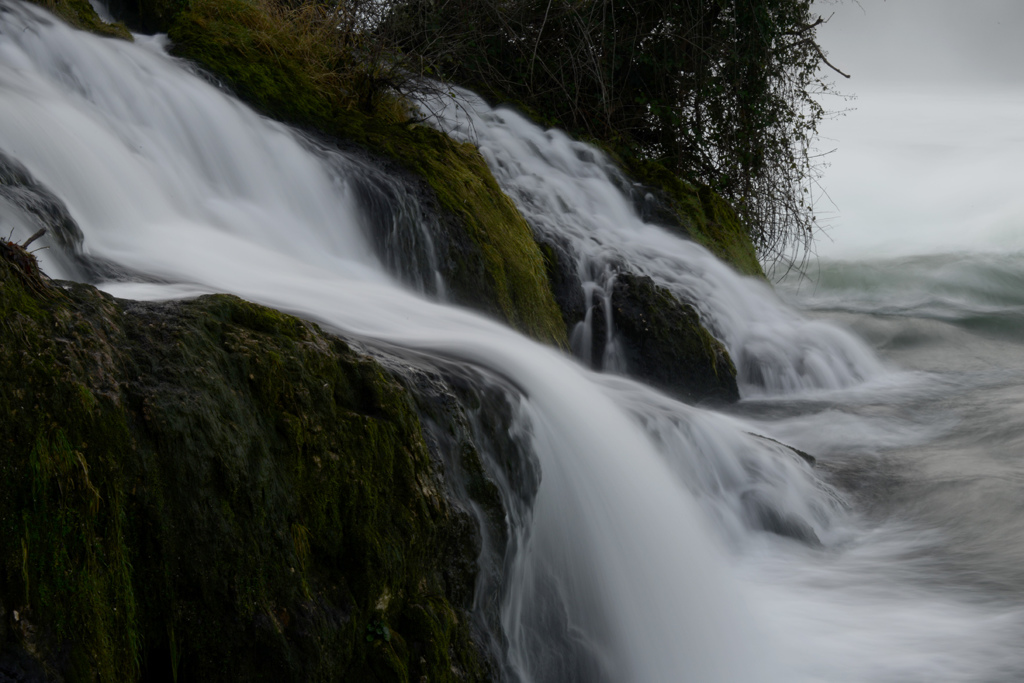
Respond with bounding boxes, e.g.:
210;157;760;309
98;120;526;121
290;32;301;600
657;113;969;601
423;90;884;396
6;3;1022;681
0;4;801;679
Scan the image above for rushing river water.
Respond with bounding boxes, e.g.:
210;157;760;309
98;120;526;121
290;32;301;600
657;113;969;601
2;2;1024;680
745;254;1024;681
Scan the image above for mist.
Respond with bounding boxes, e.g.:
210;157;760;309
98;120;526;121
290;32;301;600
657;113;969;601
810;0;1024;258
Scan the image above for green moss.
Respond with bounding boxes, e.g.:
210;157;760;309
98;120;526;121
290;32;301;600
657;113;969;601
30;0;133;40
362;124;567;347
163;0;565;346
619;157;765;278
0;247;490;682
0;249;140;681
166;0;335;124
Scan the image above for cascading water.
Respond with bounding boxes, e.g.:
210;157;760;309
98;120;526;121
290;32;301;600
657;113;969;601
423;90;884;396
4;2;1024;681
0;4;786;680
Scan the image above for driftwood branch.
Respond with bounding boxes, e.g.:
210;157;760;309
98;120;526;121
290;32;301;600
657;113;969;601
21;228;46;249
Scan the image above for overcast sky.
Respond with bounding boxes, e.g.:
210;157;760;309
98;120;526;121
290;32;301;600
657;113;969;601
806;1;1024;258
815;0;1024;85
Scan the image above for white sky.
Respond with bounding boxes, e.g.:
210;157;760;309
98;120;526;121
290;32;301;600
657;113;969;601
816;0;1024;85
809;1;1024;258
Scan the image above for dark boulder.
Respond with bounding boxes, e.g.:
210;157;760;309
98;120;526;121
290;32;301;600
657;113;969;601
609;272;739;404
741;490;822;547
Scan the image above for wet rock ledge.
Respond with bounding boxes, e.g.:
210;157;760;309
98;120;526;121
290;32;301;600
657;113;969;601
0;242;493;682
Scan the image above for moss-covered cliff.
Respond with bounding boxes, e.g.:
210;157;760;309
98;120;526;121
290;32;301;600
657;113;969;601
53;0;564;346
154;0;566;347
0;241;493;682
37;0;756;397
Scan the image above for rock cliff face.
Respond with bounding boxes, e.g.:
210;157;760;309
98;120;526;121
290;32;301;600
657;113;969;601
0;242;500;682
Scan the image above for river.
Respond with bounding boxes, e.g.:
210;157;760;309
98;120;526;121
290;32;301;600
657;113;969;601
1;2;1022;680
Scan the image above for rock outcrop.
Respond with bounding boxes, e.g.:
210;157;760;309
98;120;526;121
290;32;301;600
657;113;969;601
0;243;497;682
608;273;739;403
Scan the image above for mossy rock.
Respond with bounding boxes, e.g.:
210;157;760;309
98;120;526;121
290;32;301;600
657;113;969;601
90;0;564;347
618;157;765;279
339;120;566;346
533;231;738;403
607;273;739;404
0;244;493;682
536;235;586;335
28;0;132;39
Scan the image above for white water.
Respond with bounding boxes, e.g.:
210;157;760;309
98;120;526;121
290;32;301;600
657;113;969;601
424;91;883;396
2;3;1024;681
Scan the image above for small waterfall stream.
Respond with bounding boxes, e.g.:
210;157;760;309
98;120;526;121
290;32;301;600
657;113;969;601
424;91;884;396
2;3;1024;681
